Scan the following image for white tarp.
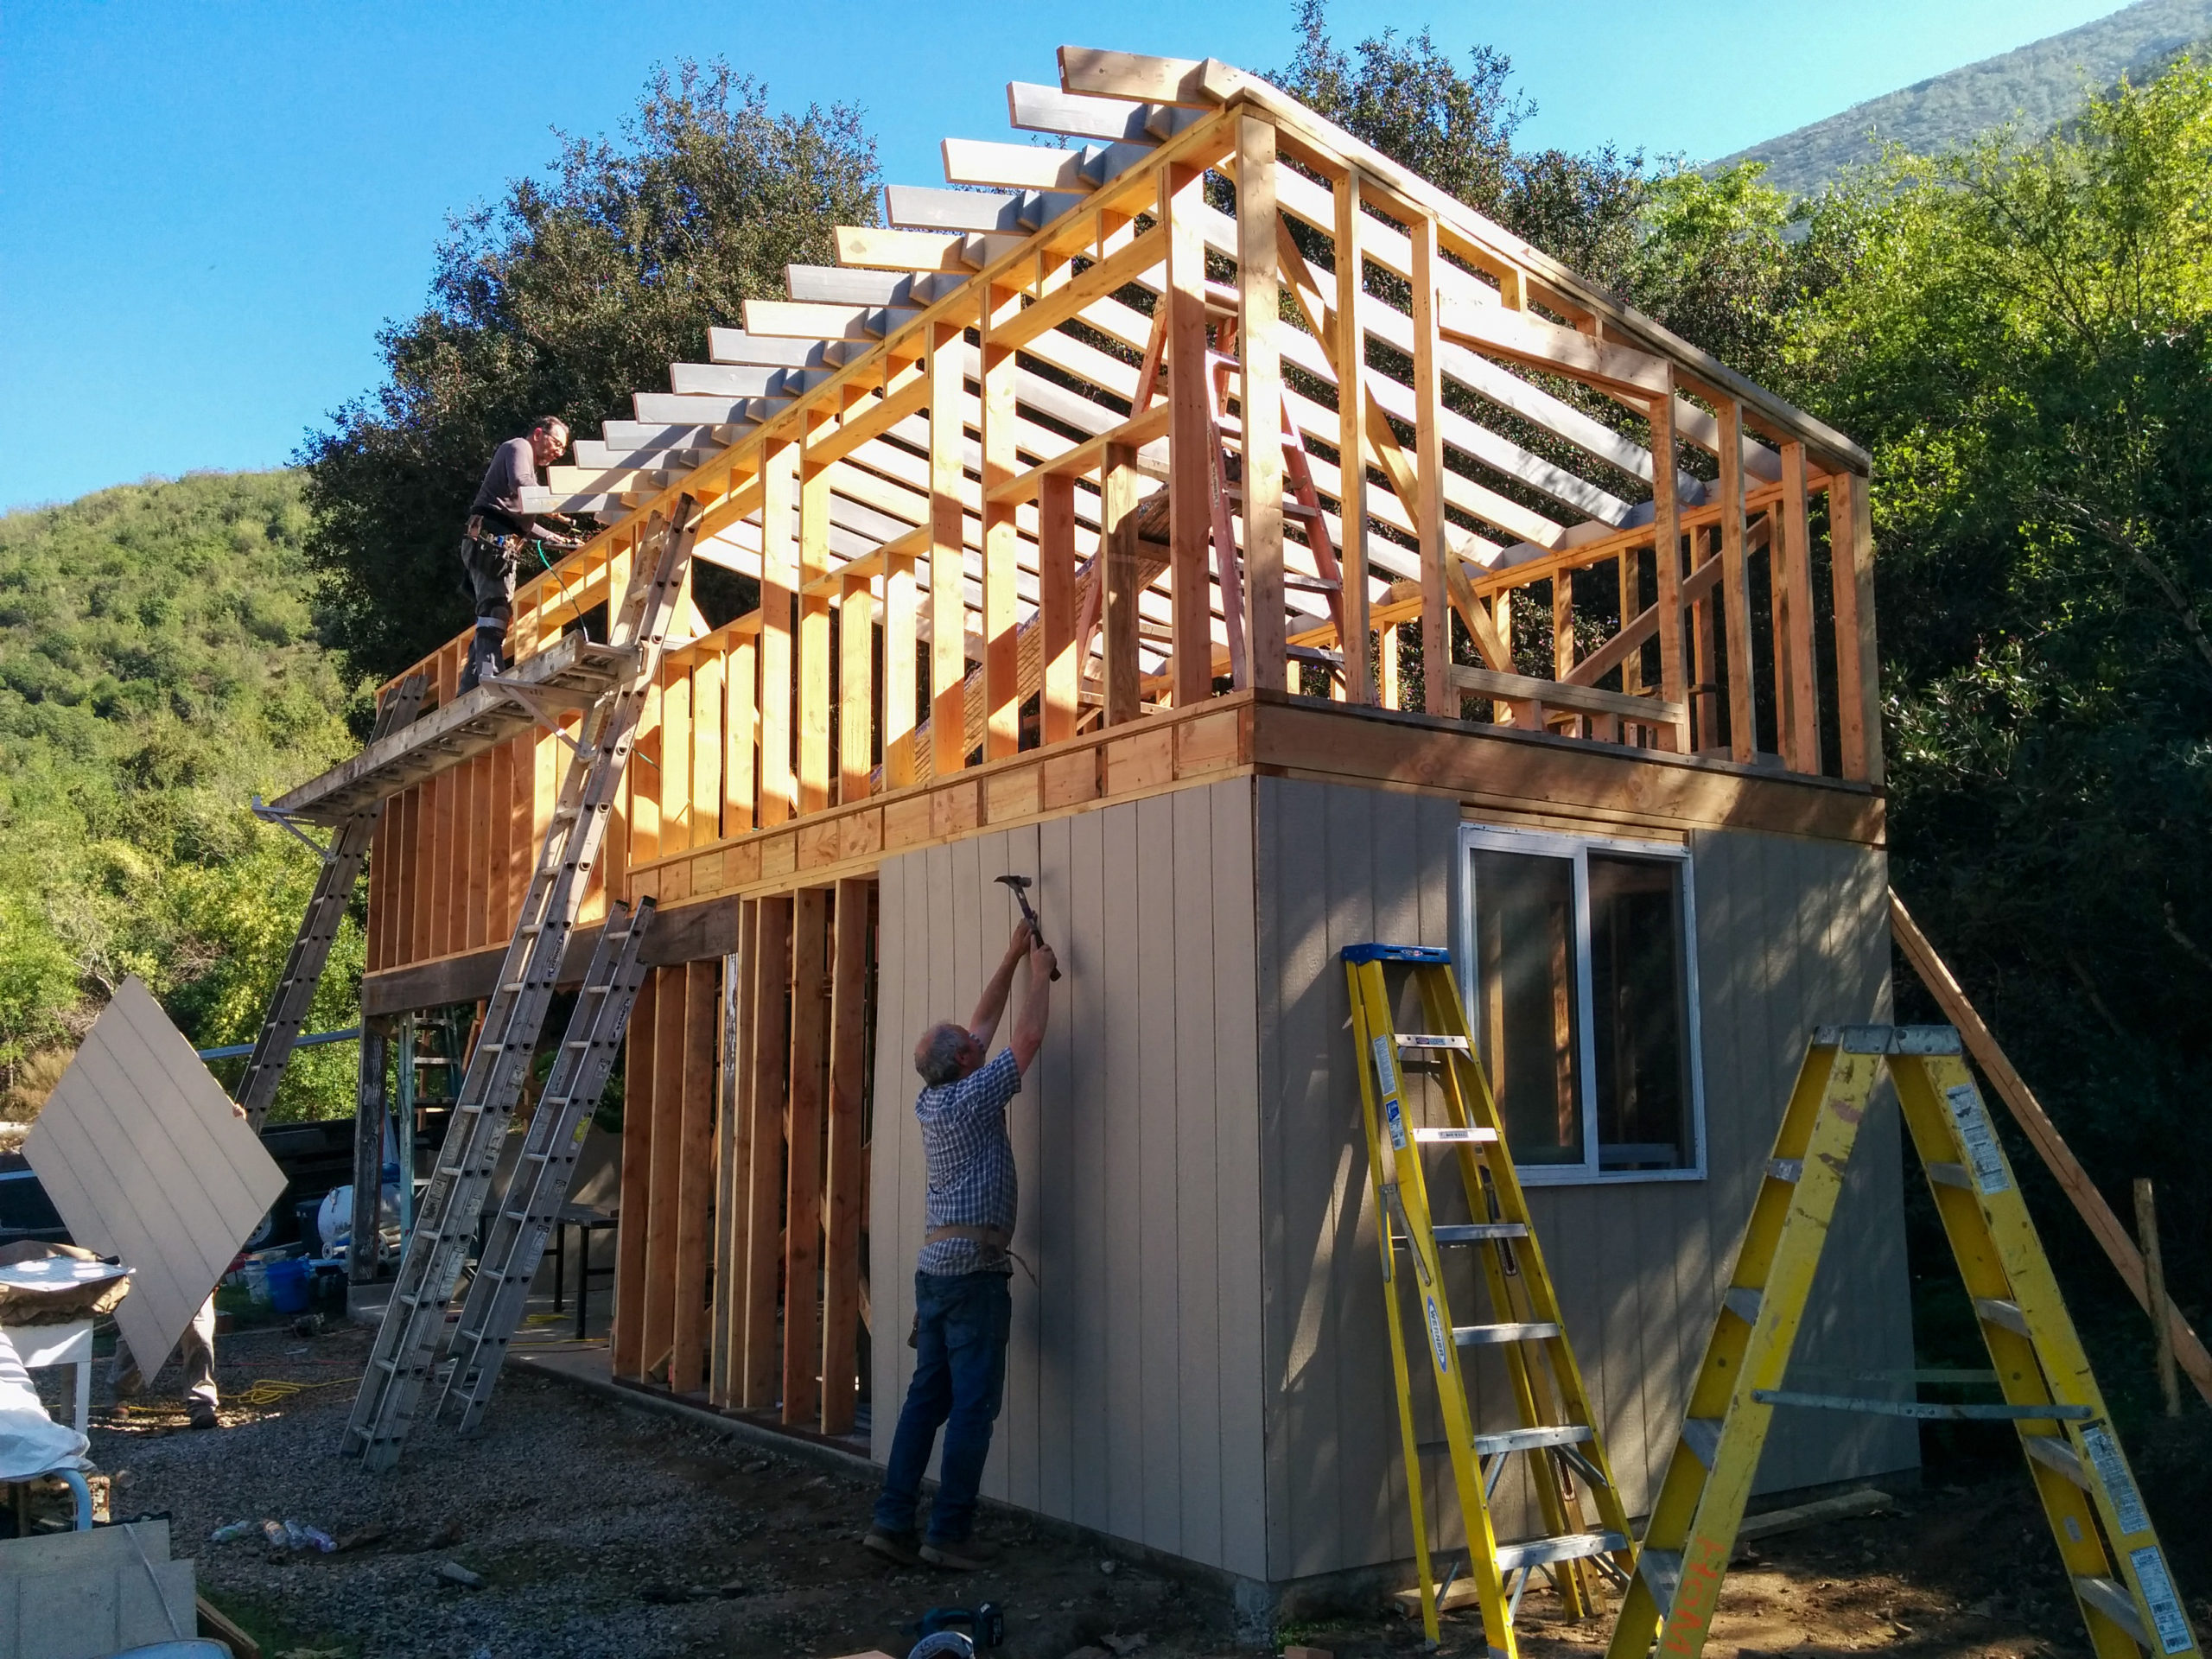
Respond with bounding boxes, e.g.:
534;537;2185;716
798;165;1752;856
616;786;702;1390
0;1327;85;1478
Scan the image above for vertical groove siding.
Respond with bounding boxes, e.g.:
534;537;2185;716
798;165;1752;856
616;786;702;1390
868;780;1267;1576
1252;776;1915;1582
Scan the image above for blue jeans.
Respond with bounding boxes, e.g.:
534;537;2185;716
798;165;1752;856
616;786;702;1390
872;1269;1011;1542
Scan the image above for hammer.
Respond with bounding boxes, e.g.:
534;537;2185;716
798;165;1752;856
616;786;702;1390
995;874;1061;979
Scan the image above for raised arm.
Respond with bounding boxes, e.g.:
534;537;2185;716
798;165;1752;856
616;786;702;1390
1009;937;1057;1074
967;922;1032;1053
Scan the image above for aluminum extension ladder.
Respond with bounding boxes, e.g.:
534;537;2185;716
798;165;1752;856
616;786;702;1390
238;673;429;1128
1606;1026;2201;1659
440;892;655;1433
343;497;698;1471
1344;944;1636;1654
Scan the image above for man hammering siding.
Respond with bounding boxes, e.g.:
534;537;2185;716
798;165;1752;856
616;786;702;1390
866;919;1058;1571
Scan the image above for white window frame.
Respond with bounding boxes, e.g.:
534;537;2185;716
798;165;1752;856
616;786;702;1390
1456;823;1708;1185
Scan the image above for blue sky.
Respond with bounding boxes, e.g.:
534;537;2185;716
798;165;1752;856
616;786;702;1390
1;1;2126;512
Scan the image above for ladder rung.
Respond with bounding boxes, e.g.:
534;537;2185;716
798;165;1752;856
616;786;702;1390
1974;1297;2031;1338
1765;1158;1803;1183
1927;1160;1974;1189
1723;1287;1763;1325
2023;1433;2088;1488
1413;1127;1497;1145
1398;1034;1471;1051
1471;1424;1592;1457
2072;1575;2154;1649
1454;1322;1561;1347
1681;1416;1723;1470
1638;1547;1681;1615
1495;1530;1628;1573
1429;1223;1529;1244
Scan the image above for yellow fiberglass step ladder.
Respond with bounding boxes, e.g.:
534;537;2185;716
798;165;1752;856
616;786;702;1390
1606;1024;2201;1659
1344;943;1636;1655
237;673;429;1128
341;497;699;1473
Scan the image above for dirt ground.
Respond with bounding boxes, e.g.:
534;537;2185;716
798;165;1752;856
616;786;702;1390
64;1316;2211;1659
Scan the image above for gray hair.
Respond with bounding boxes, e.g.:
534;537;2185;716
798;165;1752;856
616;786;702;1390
914;1021;969;1086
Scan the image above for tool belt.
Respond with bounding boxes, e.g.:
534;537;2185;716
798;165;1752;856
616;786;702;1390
465;515;527;554
924;1224;1012;1253
908;1225;1032;1347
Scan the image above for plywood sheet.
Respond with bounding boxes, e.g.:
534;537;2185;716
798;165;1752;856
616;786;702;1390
0;1521;194;1659
24;979;285;1375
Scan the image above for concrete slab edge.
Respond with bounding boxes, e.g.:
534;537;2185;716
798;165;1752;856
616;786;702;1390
509;1351;877;1481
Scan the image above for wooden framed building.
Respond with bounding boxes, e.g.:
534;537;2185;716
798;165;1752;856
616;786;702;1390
309;45;1916;1596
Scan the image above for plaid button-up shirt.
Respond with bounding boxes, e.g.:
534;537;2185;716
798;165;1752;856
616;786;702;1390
916;1048;1021;1276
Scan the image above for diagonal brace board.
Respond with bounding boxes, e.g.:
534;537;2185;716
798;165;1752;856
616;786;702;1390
342;501;699;1471
236;674;427;1128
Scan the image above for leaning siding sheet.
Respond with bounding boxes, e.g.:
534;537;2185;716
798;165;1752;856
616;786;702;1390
25;979;286;1383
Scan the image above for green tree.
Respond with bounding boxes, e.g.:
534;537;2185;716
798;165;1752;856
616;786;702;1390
1796;60;2212;1364
1273;2;1815;382
299;60;880;683
0;472;370;1118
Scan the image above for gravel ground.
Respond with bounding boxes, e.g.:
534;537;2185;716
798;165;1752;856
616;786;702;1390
85;1319;1237;1659
77;1319;2210;1659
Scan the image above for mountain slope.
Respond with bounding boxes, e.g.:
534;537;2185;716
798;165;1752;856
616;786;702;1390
1721;0;2212;193
0;472;371;1118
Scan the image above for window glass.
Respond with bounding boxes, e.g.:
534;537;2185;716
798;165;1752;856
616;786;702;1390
1587;854;1694;1171
1469;848;1583;1166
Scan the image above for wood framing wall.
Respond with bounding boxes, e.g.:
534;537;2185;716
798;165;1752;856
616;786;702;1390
359;47;1891;995
609;880;873;1436
1249;774;1914;1583
870;783;1268;1578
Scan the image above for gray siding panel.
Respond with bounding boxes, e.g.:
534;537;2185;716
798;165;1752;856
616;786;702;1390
1211;780;1268;1580
866;781;1263;1573
870;772;1906;1585
1171;785;1223;1568
1253;779;1914;1580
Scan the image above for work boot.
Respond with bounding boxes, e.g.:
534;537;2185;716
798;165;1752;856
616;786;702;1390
187;1399;218;1431
460;625;506;694
862;1526;920;1567
918;1535;998;1571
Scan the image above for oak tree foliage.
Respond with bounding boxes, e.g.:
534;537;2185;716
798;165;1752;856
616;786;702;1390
299;60;880;682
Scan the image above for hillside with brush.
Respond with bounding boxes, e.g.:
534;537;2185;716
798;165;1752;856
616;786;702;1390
1721;0;2212;192
0;472;372;1119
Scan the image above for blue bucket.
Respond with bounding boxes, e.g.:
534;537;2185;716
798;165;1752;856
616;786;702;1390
266;1256;312;1315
